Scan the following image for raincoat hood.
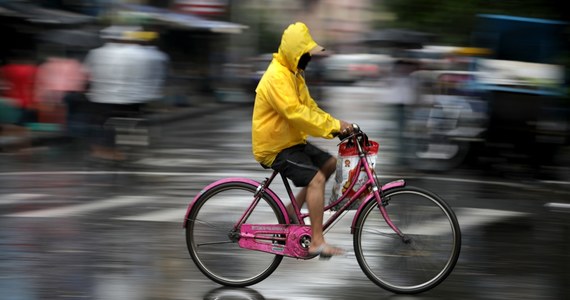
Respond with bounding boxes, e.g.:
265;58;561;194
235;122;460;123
275;22;321;73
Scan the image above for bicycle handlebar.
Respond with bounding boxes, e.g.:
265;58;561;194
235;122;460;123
337;123;376;156
352;123;361;133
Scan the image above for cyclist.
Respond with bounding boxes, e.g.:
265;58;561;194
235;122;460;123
252;22;353;258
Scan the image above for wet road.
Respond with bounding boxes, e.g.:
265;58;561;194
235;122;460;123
0;85;569;299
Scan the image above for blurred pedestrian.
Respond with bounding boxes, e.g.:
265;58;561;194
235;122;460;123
0;50;38;151
34;48;88;130
251;22;353;259
389;59;420;163
83;26;169;161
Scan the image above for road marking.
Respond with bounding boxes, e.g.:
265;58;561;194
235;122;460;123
541;180;570;185
545;202;570;212
134;158;208;167
6;196;154;218
0;171;265;177
115;208;183;222
114;205;531;230
0;193;48;205
407;176;530;188
401;208;530;236
0;170;565;189
456;207;530;228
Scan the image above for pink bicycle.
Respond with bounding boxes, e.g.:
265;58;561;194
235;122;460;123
183;124;461;294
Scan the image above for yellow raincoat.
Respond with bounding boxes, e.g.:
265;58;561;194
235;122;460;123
252;22;341;166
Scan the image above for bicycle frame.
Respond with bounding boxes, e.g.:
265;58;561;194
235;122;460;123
183;131;409;258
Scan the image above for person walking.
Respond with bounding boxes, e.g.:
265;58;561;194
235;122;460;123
0;50;38;152
83;26;168;161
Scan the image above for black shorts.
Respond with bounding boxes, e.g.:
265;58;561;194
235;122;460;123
271;142;333;187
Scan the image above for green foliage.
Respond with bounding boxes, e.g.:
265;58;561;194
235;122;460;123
377;0;566;45
257;16;282;54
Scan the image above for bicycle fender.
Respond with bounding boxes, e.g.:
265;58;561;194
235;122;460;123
350;179;406;234
183;177;288;228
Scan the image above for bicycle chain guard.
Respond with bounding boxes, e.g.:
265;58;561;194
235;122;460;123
238;224;314;259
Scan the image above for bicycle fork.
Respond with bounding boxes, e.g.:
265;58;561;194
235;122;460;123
374;180;411;244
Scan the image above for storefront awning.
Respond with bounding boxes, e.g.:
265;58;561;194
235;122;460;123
0;1;94;25
118;4;247;34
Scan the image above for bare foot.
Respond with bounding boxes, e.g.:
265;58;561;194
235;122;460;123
309;243;345;259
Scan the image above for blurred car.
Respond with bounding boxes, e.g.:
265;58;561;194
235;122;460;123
404;70;488;171
320;54;394;84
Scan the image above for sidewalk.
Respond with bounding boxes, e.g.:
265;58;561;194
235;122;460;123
0;98;243;152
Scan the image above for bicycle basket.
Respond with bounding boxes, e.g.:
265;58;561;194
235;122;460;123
329;137;379;210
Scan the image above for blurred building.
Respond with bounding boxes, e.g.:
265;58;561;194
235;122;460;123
2;0;384;101
0;0;96;62
228;0;378;53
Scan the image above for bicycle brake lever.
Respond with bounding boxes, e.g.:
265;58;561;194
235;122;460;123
337;132;357;145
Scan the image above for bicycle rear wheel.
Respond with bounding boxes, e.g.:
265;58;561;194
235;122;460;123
354;186;461;294
186;181;286;287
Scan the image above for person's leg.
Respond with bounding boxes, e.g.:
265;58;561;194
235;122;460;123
287;156;336;223
321;156;337;178
89;102;123;160
283;170;333;251
286;188;306;223
305;170;326;246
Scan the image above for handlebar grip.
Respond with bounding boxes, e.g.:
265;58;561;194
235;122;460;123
337;123;361;141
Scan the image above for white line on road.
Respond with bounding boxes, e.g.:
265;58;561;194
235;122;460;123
0;193;48;205
455;207;530;230
0;171;263;177
6;196;155;218
115;208;184;222
114;206;531;229
368;207;530;237
545;202;570;212
0;170;566;189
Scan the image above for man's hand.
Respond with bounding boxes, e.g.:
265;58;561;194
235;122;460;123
339;120;353;135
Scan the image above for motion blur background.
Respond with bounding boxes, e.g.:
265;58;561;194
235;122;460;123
1;0;568;177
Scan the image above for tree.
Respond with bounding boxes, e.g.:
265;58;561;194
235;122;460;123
377;0;567;45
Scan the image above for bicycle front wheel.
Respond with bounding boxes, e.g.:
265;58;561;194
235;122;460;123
186;181;286;287
354;186;461;294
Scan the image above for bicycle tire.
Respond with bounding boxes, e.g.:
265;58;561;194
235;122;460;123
186;181;286;287
353;186;461;294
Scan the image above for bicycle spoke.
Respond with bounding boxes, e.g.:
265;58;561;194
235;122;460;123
196;240;235;247
189;218;235;232
361;228;401;239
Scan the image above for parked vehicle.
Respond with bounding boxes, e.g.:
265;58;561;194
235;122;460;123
404;70;488;171
469;14;568;178
320;54;393;84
